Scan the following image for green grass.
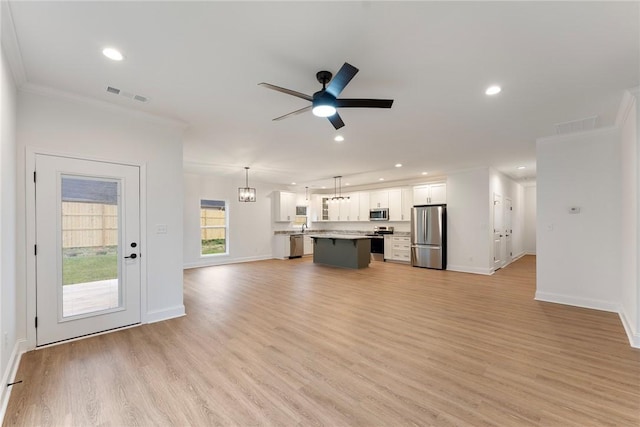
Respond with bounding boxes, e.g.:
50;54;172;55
201;239;226;255
63;247;118;285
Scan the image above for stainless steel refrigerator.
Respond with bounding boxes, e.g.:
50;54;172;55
411;204;446;269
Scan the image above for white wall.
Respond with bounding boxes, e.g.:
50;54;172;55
536;127;622;312
0;41;19;412
183;173;283;268
16;88;186;346
523;185;537;254
619;89;639;347
446;168;492;274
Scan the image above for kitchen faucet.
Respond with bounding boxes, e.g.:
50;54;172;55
301;223;308;233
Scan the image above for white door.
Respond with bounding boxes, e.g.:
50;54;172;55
493;193;504;270
505;197;513;265
35;154;141;346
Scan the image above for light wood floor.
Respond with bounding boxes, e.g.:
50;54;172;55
5;256;640;426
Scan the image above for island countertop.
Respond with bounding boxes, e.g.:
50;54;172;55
309;234;372;268
307;234;372;240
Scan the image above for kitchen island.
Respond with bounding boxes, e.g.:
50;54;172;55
309;234;371;269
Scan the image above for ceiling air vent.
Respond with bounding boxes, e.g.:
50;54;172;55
555;116;598;135
105;86;150;103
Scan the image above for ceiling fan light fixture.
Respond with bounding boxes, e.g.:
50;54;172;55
312;104;336;117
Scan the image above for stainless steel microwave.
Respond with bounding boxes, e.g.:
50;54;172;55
369;208;389;221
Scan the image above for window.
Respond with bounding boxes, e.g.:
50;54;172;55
200;199;227;256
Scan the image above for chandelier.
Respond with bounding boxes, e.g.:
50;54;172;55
330;176;350;202
238;167;256;202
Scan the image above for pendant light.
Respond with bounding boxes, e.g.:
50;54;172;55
330;176;350;202
238;167;256;202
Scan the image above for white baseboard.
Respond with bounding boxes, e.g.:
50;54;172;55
534;291;620;313
183;254;273;270
145;305;186;323
0;339;27;424
447;265;494;275
619;309;640;349
525;251;536;255
511;251;526;262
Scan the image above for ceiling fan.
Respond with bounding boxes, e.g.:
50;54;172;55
259;62;394;130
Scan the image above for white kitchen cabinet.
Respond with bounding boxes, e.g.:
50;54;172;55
303;236;314;255
413;183;447;205
273;235;291;259
328;199;341;221
358;192;370;221
345;193;360;221
401;187;413;221
274;191;296;222
388;189;402;221
370;190;389;208
384;235;411;263
387;188;412;221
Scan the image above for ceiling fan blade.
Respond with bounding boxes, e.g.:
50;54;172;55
327;112;345;130
335;99;394;108
326;63;359;98
272;105;312;121
258;83;313;102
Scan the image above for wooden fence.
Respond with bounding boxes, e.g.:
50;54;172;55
62;202;227;248
62;202;118;248
201;207;225;240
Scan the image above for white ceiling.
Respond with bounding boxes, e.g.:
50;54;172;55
4;1;639;189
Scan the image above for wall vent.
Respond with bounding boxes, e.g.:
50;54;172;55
555;116;598;135
105;86;150;103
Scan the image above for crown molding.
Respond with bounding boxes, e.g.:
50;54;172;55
20;82;189;130
1;0;27;86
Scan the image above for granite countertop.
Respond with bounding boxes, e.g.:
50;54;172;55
307;234;371;240
274;230;411;237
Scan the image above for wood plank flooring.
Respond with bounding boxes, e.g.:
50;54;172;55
5;256;640;426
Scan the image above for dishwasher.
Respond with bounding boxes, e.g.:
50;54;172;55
289;234;304;258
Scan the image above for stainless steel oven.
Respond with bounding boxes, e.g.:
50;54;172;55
366;226;394;260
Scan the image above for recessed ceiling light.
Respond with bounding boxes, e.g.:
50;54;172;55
517;166;526;170
345;183;350;186
379;178;385;181
395;163;402;168
334;135;344;142
485;85;501;96
321;186;326;189
102;47;124;61
291;182;296;185
421;172;428;175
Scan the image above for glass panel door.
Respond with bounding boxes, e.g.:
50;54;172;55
61;176;121;318
35;154;141;346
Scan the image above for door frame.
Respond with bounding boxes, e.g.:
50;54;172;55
25;148;148;349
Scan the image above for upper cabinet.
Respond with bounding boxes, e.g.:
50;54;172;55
370;190;389;209
287;184;441;223
358;192;370;222
274;191;296;222
388;189;402;221
413;182;447;205
401;187;413;221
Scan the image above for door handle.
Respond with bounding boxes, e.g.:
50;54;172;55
125;253;138;259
